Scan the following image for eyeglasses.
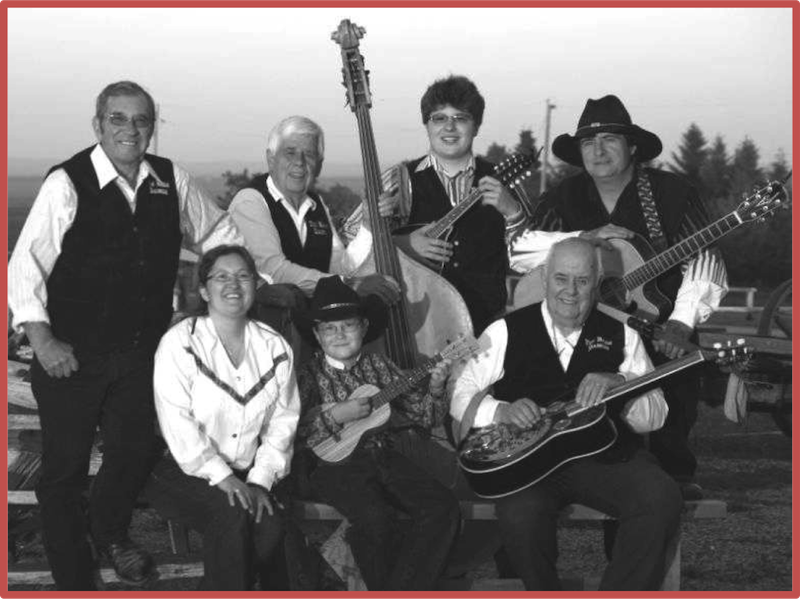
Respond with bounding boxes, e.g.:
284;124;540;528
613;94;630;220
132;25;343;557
106;112;154;129
316;319;363;337
207;271;255;285
428;113;474;127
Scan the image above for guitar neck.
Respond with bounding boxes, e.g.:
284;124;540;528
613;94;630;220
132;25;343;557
427;188;483;238
564;350;707;417
368;353;440;410
622;212;741;291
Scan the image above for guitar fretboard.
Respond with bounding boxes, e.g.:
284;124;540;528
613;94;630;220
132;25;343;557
367;352;442;410
564;350;707;417
622;213;741;291
427;188;483;238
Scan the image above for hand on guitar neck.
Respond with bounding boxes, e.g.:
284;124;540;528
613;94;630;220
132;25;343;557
652;319;694;359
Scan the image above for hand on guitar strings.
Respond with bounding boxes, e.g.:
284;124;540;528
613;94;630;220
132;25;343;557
574;372;626;409
652;319;692;360
578;224;635;251
494;398;544;429
348;274;401;305
477;176;519;218
428;358;453;397
330;394;373;424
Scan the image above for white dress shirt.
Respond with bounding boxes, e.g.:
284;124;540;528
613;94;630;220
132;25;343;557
509;230;728;329
228;176;373;296
153;316;301;489
8;144;248;330
449;302;668;434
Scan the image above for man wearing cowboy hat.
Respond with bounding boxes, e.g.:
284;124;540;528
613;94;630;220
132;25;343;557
291;276;459;590
510;95;728;500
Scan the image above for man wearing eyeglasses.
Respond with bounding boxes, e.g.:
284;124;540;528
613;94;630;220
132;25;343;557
8;80;247;590
349;75;530;335
228;115;401;310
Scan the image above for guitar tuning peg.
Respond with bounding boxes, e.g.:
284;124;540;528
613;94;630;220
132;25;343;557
713;342;722;349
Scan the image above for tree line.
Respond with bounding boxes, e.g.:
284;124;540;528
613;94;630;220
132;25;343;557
216;123;791;288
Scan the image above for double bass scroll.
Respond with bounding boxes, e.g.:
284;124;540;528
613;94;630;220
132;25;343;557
332;19;473;368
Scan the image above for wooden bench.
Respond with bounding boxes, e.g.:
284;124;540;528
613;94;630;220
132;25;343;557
7;360;727;590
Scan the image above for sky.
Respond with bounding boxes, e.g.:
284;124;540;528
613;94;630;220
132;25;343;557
7;4;794;177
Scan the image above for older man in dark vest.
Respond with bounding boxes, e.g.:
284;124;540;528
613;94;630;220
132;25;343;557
228;115;399;311
511;95;728;499
451;237;682;590
8;81;247;590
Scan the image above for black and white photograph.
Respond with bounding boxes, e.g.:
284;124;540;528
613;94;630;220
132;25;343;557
6;3;793;593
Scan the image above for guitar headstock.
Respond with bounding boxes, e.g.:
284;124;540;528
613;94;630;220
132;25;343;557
494;151;539;190
440;335;480;363
734;179;791;224
701;339;752;367
331;19;371;112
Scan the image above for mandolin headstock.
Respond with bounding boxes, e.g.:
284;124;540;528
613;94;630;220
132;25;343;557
332;19;371;111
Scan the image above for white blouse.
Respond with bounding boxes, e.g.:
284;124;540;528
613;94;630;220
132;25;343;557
153;316;300;489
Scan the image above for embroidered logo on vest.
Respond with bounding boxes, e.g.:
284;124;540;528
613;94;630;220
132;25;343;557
308;219;331;236
149;179;171;196
584;336;613;352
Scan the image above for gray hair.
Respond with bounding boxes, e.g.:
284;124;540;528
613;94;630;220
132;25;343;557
95;81;156;122
266;116;325;161
544;237;602;283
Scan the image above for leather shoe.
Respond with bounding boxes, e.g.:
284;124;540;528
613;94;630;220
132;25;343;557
98;538;157;587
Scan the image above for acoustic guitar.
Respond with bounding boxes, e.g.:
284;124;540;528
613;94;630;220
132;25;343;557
458;343;749;498
312;335;478;463
512;178;790;321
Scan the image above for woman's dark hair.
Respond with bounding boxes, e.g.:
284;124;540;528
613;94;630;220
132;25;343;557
198;244;258;286
420;75;485;129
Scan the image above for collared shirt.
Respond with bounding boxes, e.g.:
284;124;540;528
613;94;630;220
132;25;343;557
153;316;300;489
8;144;247;329
228;175;372;296
415;153;477;207
449;301;668;434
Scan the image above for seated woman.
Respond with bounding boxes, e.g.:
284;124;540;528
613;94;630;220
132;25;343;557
145;244;301;590
293;276;460;590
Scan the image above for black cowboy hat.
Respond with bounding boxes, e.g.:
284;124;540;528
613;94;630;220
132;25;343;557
552;94;663;167
293;276;389;346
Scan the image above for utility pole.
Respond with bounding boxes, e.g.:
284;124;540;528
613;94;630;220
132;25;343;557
540;99;556;194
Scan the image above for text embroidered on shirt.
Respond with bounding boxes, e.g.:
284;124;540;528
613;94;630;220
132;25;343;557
584;336;613;352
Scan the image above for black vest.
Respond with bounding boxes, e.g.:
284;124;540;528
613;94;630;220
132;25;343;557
45;146;182;355
244;175;332;272
405;156;508;334
494;303;641;457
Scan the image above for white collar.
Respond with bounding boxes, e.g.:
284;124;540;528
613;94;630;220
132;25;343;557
90;144;160;190
417;152;476;177
541;301;583;347
191;315;251;353
324;352;362;370
266;175;316;212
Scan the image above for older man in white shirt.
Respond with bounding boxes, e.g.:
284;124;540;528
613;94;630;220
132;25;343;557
450;238;682;591
7;81;246;590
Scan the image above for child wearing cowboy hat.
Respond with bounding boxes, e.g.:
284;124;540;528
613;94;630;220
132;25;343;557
291;276;460;590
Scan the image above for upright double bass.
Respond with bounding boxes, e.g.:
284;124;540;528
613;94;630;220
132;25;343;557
332;20;473;368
